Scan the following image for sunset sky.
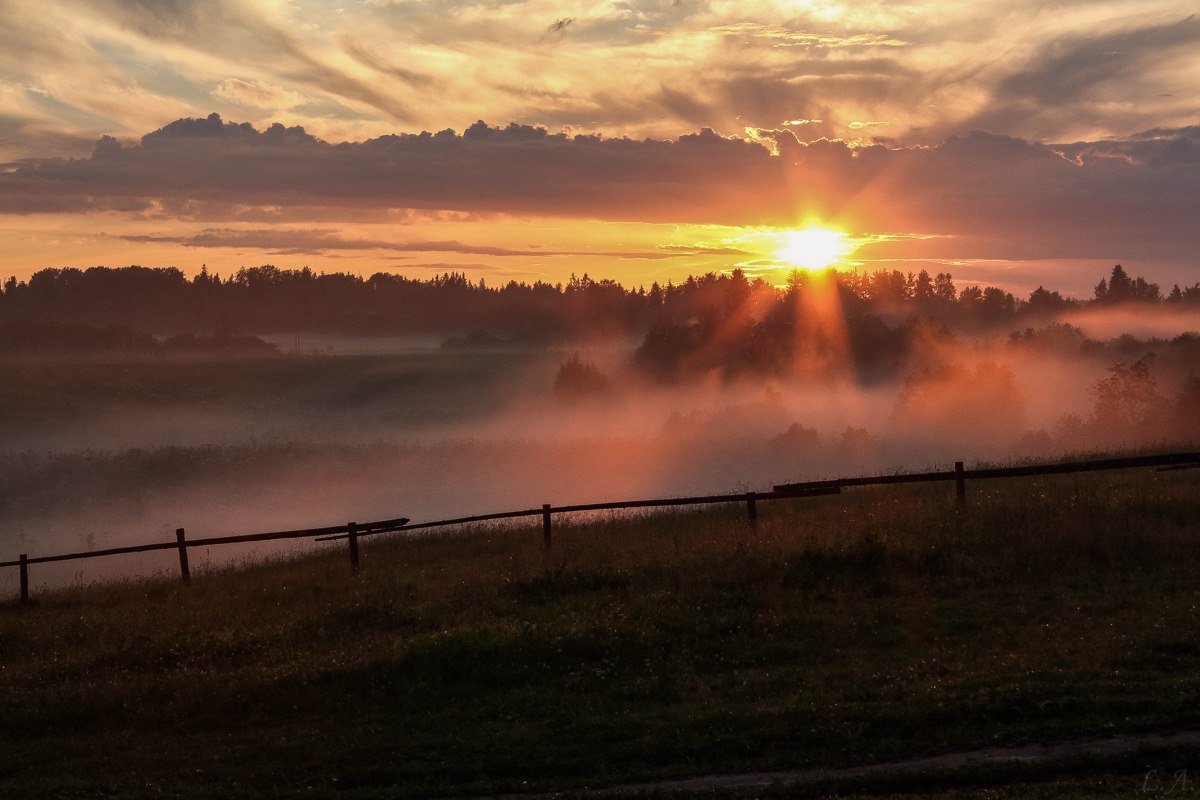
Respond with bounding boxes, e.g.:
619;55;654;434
1;0;1198;294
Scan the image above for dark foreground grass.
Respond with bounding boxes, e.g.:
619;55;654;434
2;468;1200;798
576;741;1200;798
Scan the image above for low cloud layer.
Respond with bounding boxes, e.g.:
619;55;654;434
3;114;1199;267
118;226;738;260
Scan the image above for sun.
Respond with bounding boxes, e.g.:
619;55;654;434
776;226;853;270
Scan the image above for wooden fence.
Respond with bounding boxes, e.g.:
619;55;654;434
3;450;1198;604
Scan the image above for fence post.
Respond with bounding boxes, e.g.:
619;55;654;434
347;521;360;573
955;461;967;508
542;504;552;550
746;492;758;534
19;553;29;604
175;528;191;585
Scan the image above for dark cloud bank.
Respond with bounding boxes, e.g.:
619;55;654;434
2;113;1199;262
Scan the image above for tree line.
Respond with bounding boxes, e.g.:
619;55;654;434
1;263;1197;365
2;263;1196;338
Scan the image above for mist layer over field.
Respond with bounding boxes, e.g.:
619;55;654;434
1;305;1197;590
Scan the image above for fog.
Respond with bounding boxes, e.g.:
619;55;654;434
1061;306;1200;341
2;306;1197;592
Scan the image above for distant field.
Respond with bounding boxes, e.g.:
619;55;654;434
3;466;1200;798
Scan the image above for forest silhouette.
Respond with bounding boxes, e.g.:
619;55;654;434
4;264;1197;335
2;264;1198;385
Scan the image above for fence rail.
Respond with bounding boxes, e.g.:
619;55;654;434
774;451;1200;492
4;450;1198;605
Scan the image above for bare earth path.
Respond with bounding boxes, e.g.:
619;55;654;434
584;730;1200;795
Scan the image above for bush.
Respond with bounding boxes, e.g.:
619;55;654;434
553;354;611;402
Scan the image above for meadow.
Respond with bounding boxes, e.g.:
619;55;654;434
3;464;1200;798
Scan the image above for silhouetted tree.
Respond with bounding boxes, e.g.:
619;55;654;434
933;272;957;302
958;285;983;305
1094;264;1160;304
1090;358;1164;435
1010;323;1086;352
1171;372;1200;440
768;422;820;454
979;287;1017;323
913;270;934;301
1026;286;1070;317
554;354;611;402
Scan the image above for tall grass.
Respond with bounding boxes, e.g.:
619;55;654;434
2;468;1199;798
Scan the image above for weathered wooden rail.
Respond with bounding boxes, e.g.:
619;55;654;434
0;517;411;603
313;486;840;546
3;450;1197;604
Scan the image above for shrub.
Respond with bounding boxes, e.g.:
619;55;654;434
554;354;611;402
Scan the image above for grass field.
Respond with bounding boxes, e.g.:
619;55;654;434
3;465;1200;798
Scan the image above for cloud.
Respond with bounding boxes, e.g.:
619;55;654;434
956;14;1200;140
339;40;435;89
212;78;309;112
998;15;1199;106
4;0;1196;157
116;226;714;260
709;23;910;49
391;262;503;271
654;244;751;256
3;114;1199;267
0;115;785;222
44;0;415;122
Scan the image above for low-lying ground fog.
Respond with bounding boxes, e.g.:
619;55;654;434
2;310;1198;590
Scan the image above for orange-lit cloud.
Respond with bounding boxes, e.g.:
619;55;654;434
4;116;1198;262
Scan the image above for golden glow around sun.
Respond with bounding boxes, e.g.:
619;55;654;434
775;226;853;270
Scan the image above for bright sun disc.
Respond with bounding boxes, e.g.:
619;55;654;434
776;227;851;270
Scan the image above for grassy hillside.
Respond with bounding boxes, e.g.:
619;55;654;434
3;466;1200;798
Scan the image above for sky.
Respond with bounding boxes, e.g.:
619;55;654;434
1;0;1198;295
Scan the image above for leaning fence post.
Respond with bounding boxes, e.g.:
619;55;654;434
542;504;552;550
746;492;758;534
955;461;967;508
19;553;29;604
175;528;191;585
347;521;360;573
